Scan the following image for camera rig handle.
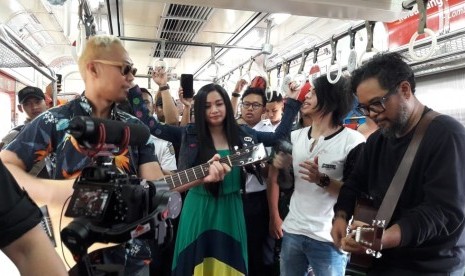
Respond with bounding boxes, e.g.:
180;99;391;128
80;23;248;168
62;180;181;276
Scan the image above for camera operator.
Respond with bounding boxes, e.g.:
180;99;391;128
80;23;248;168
0;159;67;275
0;35;230;275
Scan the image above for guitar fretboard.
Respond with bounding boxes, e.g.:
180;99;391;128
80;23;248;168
163;155;233;189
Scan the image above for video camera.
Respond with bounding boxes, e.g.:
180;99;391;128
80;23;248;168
60;116;182;276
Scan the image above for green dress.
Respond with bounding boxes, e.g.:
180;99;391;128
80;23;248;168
172;149;248;275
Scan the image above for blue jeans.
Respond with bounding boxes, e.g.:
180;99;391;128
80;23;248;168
280;232;348;276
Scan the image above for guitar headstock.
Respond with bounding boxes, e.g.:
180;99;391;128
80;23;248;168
230;143;268;167
354;219;385;258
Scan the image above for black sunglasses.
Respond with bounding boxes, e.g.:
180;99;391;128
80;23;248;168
93;60;137;76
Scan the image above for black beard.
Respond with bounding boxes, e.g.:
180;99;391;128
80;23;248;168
379;104;410;139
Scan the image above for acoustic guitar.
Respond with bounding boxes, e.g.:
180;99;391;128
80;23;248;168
347;198;385;273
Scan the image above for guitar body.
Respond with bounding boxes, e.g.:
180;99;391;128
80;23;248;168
348;199;378;272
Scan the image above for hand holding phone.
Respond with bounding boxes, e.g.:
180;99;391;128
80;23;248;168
180;74;194;98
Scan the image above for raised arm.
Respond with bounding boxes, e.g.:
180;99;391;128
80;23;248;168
152;68;179;125
252;98;301;146
231;79;248;117
128;84;183;144
178;86;193;127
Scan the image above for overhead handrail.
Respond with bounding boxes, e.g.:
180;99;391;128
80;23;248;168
327;35;342;84
408;0;437;61
0;24;55;82
120;36;262;51
266;22;367;73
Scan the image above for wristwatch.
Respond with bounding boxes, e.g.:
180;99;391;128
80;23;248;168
318;173;330;188
231;92;241;97
159;84;170;91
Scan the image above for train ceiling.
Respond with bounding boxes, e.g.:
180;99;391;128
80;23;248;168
4;0;461;89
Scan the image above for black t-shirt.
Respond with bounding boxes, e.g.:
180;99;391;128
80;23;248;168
0;160;42;248
335;111;465;272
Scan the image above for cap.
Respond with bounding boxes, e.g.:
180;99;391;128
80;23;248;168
18;86;45;104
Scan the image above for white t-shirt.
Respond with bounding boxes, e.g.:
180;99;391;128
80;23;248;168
282;126;365;242
244;119;275;193
149;135;177;171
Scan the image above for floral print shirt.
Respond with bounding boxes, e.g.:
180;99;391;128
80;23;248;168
6;95;156;179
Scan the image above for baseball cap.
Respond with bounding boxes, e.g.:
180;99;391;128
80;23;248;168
18;86;45;104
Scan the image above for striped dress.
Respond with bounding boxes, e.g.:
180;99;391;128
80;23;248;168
172;149;248;275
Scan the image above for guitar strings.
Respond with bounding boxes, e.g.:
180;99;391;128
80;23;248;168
163;146;260;188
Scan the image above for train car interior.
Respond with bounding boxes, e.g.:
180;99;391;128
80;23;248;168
1;0;465;274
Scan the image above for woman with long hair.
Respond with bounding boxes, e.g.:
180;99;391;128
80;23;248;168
128;82;301;275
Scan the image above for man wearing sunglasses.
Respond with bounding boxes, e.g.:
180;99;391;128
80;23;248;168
331;52;465;275
0;35;229;275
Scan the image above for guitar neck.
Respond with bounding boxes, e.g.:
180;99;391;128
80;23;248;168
163;155;233;190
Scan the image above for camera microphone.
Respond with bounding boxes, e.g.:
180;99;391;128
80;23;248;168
68;116;150;146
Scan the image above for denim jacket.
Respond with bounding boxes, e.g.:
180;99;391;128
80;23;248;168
176;124;259;170
146;101;301;159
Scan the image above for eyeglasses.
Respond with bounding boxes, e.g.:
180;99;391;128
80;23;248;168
93;60;137;76
356;84;400;116
241;102;263;110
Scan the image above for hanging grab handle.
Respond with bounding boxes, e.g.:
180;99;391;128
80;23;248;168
208;44;220;82
358;21;379;66
327;36;342;84
408;0;437;61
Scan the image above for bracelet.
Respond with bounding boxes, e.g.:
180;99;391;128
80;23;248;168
231;92;241;98
159;84;170;91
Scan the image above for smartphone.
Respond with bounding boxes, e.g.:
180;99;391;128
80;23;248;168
180;74;194;98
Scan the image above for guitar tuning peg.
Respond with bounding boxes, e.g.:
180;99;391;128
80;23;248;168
375;252;382;258
234;146;239;151
259;162;266;168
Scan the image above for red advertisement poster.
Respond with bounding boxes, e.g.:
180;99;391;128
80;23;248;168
386;0;465;49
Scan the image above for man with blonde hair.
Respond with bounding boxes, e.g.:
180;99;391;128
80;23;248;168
0;35;229;275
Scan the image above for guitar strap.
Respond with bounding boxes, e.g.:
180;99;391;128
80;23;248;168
375;110;440;225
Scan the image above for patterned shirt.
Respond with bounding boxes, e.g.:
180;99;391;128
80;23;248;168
6;95;156;179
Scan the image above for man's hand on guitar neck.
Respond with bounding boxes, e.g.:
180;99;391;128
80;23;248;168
332;215;402;254
341;220;370;254
331;215;367;254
